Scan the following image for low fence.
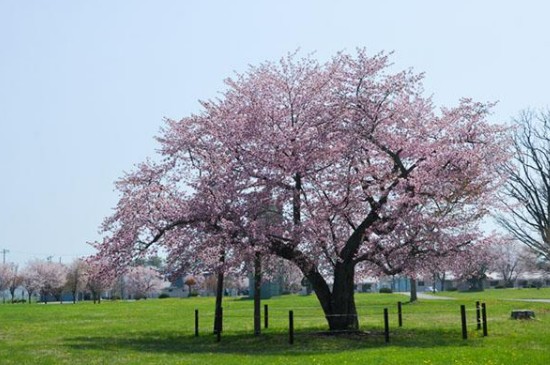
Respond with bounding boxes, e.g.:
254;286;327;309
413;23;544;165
191;300;490;344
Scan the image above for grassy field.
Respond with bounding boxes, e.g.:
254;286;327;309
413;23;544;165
0;289;549;364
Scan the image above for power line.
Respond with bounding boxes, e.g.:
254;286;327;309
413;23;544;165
1;249;9;264
8;249;92;258
3;249;93;265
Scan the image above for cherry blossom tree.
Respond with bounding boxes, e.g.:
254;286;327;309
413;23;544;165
21;260;67;303
125;266;166;299
7;264;23;303
94;50;509;331
41;260;67;303
0;263;18;303
488;237;541;287
20;263;43;304
268;258;303;294
83;260;114;304
450;244;497;291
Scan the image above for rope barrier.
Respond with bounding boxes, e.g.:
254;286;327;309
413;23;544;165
189;300;496;343
204;309;484;316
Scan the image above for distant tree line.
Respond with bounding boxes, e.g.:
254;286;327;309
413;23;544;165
0;258;166;304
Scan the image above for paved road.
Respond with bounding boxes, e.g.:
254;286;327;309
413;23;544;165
501;298;550;303
399;292;456;300
400;293;550;303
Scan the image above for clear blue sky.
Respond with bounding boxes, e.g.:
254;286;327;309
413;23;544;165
1;1;549;265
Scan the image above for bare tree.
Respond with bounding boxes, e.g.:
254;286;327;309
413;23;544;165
490;239;529;287
65;259;87;303
497;109;550;262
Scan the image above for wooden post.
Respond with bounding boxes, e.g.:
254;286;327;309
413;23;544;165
482;303;488;337
384;308;390;343
397;301;403;327
476;301;481;330
289;310;294;345
460;305;467;340
264;304;269;329
195;309;199;337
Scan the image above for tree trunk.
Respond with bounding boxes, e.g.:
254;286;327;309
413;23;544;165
410;278;418;302
213;270;224;334
273;242;361;332
253;253;262;336
327;262;359;330
304;262;358;331
292;171;357;331
275;174;381;332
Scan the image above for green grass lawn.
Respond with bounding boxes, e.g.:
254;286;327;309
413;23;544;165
0;289;549;364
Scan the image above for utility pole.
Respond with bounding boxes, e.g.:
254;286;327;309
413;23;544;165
1;249;9;264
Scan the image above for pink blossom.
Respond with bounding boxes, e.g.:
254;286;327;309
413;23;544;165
92;50;510;330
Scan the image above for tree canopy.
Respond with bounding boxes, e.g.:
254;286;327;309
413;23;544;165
93;50;509;330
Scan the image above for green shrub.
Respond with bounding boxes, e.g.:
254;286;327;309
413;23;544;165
158;293;170;299
446;287;458;291
379;287;393;294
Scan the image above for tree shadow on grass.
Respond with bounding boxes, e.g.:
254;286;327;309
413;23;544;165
64;327;479;356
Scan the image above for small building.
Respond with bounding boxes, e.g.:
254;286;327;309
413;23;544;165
248;275;281;299
485;271;549;289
